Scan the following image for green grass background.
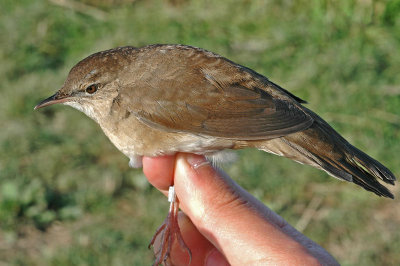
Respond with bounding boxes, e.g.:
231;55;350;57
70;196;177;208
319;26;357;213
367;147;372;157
1;0;399;265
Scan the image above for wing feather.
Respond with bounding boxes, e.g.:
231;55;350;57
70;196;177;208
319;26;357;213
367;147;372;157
120;50;313;140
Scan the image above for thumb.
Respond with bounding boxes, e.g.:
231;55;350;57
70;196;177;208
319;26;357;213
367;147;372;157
174;153;324;266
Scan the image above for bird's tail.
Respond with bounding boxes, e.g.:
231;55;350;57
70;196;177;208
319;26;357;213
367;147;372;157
256;110;396;198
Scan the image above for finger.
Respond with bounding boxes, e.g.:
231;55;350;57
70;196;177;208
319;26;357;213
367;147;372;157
143;153;337;265
142;155;175;193
143;155;229;265
173;153;336;265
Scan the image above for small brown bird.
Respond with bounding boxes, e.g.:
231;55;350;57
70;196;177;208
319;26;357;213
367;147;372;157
35;44;396;264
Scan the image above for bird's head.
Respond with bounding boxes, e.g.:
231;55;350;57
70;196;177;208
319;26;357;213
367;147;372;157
34;46;136;120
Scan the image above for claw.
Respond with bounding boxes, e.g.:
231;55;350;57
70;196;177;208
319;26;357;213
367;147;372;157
149;186;192;265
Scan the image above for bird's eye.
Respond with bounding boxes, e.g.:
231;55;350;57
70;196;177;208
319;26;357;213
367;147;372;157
85;84;98;94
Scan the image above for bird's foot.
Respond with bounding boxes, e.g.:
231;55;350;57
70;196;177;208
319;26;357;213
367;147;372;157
149;186;192;266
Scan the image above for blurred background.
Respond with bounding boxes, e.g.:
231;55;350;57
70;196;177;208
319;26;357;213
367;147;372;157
0;0;399;265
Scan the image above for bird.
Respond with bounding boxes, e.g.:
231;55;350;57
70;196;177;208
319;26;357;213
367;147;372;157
35;44;396;265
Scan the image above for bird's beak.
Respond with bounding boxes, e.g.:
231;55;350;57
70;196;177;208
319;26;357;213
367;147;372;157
34;93;70;110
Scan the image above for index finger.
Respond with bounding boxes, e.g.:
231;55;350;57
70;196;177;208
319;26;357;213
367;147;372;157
142;154;175;192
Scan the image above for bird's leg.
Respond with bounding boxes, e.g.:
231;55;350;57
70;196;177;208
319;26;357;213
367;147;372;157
149;186;192;265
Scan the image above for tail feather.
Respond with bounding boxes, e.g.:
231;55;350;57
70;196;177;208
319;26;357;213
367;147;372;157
350;151;396;185
338;152;394;198
260;109;396;198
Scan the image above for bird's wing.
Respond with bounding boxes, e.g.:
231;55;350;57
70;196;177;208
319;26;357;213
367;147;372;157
120;62;313;140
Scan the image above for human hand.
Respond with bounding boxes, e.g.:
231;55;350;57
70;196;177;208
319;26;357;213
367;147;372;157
143;153;338;266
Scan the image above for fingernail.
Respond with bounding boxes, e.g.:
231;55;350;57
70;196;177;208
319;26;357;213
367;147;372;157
186;154;210;169
205;249;229;266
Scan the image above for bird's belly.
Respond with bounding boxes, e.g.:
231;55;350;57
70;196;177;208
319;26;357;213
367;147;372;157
99;115;236;159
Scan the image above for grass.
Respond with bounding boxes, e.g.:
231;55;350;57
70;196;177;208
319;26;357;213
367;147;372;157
0;0;399;265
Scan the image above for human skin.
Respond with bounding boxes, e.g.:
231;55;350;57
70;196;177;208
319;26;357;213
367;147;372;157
143;153;339;266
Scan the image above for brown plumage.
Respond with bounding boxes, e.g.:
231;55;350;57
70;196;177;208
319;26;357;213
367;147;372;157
35;44;397;263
